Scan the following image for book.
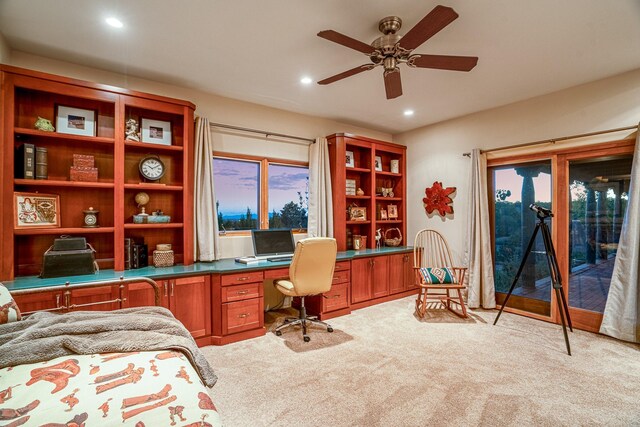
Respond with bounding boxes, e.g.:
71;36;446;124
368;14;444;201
35;146;48;179
15;143;35;179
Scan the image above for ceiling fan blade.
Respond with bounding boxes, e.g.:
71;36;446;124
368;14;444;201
317;30;377;55
408;54;478;71
398;5;459;51
317;64;375;85
384;69;402;99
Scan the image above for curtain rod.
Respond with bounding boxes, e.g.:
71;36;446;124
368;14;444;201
462;124;638;157
209;122;315;144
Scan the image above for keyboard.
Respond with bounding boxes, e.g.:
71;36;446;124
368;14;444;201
267;257;292;262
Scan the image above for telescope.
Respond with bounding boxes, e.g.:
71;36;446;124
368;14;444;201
529;203;553;218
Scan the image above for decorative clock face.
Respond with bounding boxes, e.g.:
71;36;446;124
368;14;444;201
84;214;97;226
139;156;165;181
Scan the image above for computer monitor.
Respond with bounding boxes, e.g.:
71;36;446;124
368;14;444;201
251;229;295;257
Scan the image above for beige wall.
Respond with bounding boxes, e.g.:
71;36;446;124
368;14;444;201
6;51;392;258
395;68;640;265
0;33;10;63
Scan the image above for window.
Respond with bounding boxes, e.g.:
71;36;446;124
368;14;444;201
213;154;308;233
213;157;259;231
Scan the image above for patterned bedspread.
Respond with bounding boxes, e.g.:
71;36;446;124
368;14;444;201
0;350;222;426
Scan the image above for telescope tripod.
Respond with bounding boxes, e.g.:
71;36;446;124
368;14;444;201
493;215;573;355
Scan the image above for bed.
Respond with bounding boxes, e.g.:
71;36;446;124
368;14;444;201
0;279;222;427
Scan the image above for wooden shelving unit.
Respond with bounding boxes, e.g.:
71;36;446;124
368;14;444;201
327;133;407;251
1;65;195;280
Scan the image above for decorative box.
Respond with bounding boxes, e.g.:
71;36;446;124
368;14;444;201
70;166;98;182
133;214;171;224
73;154;95;168
153;249;174;267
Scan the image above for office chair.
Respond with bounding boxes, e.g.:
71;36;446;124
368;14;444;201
273;237;337;342
413;229;468;318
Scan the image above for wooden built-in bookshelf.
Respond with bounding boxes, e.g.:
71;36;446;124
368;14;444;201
0;65;195;280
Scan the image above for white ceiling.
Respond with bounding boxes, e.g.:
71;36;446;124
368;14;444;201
1;0;639;134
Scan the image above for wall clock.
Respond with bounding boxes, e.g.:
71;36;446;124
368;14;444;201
139;154;165;181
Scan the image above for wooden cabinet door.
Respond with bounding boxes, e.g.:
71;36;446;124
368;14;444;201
403;253;416;290
388;254;406;294
69;285;122;312
351;258;372;303
13;290;63;315
169;275;211;339
371;256;389;299
127;280;169;308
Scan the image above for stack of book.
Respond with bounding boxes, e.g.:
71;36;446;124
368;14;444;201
15;143;47;180
346;179;356;196
70;154;98;182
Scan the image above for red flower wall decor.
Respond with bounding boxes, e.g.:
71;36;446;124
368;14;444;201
423;181;456;216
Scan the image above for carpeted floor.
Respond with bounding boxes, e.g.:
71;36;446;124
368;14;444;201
201;296;640;426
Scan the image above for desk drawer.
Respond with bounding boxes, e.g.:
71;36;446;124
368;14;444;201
264;268;289;280
222;282;263;303
222;298;263;335
221;271;264;286
335;261;350;272
332;269;350;285
323;283;349;312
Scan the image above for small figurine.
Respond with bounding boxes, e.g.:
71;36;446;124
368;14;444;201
125;118;140;142
375;229;382;249
356;188;365;196
35;116;55;132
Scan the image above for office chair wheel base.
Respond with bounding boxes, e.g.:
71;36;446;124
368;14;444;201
303;335;310;342
275;330;282;336
327;327;333;333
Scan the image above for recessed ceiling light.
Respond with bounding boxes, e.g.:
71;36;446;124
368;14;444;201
300;77;313;85
403;110;414;116
106;17;123;28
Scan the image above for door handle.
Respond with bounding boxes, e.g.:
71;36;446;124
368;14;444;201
170;280;175;297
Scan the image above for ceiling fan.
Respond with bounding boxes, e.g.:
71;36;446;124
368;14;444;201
317;5;478;99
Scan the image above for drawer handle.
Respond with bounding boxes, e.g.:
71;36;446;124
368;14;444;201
323;294;341;299
237;277;249;282
237;290;249;295
238;313;250;318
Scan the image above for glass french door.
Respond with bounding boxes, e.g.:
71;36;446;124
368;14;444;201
490;139;635;330
564;153;633;329
491;160;553;317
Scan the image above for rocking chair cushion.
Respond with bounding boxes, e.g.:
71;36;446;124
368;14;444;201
419;267;457;284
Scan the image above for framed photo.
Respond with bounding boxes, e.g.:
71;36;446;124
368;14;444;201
379;209;388;220
56;105;96;136
387;204;398;219
349;206;367;221
345;150;355;168
14;192;60;228
141;118;172;145
374;156;382;171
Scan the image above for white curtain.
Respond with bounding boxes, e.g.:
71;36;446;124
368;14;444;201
307;137;333;237
193;116;220;261
465;148;496;308
600;128;640;343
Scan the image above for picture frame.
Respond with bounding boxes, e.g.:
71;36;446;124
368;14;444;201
141;118;172;145
349;206;367;221
345;150;355;168
56;105;96;137
379;209;388;220
14;192;60;228
387;204;398;219
374;156;383;171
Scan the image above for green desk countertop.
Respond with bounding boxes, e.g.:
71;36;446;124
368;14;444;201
4;246;412;292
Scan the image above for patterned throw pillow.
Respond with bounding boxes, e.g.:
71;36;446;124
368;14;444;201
419;267;457;284
0;283;21;323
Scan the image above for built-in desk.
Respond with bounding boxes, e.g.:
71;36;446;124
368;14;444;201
5;247;416;346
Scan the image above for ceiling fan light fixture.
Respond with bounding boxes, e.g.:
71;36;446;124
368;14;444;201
300;76;313;85
404;109;415;116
